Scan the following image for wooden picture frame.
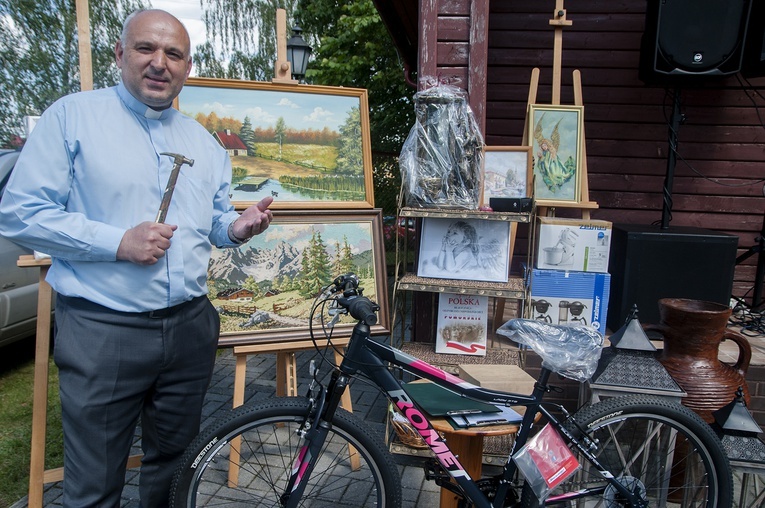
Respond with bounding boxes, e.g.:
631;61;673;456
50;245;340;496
209;209;389;346
416;217;511;283
481;146;533;207
527;104;584;204
176;77;374;210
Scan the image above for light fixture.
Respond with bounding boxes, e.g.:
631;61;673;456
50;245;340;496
286;26;312;82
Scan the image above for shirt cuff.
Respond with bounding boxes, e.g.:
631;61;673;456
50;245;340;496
93;223;127;261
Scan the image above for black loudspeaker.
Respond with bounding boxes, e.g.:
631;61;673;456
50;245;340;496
607;224;738;331
639;0;752;84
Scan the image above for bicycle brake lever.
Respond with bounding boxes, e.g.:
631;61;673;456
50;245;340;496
327;313;341;328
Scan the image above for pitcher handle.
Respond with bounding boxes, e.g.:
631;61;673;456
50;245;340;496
723;329;752;376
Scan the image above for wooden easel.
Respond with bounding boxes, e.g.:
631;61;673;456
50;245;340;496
226;338;356;485
523;0;599;218
495;1;599;330
20;255;143;507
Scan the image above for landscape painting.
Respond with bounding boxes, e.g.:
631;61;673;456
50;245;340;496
177;77;374;209
208;209;389;346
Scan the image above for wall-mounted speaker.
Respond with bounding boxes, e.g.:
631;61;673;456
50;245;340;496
639;0;752;85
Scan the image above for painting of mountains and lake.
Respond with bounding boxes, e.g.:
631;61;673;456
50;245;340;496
177;77;374;209
208;209;389;346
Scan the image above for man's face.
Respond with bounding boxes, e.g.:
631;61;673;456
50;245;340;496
115;10;192;110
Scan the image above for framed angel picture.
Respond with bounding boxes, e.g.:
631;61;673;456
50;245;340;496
527;104;584;204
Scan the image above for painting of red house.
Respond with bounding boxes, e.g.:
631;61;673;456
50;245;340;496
214;129;248;157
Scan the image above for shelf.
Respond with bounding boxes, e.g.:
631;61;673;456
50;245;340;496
397;274;526;299
399;207;531;223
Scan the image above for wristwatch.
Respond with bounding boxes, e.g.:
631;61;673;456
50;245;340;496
228;220;248;244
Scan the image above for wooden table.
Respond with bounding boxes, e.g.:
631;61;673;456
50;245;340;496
430;413;524;508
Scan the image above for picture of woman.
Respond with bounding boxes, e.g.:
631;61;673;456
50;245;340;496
417;217;511;282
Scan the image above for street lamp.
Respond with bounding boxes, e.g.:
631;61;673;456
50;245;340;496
286;26;312;82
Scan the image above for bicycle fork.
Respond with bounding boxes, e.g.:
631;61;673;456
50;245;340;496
279;369;350;508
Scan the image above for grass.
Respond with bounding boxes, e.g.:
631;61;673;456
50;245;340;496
0;338;63;508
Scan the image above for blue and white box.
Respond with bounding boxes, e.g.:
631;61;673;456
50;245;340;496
530;269;611;333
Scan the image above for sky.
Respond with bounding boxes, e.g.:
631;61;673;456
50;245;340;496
152;0;208;74
177;85;358;131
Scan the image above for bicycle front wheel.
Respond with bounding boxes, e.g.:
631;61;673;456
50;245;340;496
170;397;402;507
520;395;732;507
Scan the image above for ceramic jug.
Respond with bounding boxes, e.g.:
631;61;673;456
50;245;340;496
644;298;751;423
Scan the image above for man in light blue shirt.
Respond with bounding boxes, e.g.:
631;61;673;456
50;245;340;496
0;9;272;507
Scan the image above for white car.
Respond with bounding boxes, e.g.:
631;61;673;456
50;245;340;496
0;149;54;347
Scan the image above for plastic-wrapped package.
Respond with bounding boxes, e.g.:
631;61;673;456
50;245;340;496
399;78;484;209
513;423;580;501
497;319;604;382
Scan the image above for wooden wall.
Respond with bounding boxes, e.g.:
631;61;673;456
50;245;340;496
474;0;765;306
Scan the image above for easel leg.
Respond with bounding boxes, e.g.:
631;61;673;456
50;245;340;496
276;352;297;397
227;353;248;487
333;349;360;470
28;267;52;508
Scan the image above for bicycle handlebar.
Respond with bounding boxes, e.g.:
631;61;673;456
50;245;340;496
329;273;379;326
338;295;378;326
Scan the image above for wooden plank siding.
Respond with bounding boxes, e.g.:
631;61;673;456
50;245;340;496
476;0;765;305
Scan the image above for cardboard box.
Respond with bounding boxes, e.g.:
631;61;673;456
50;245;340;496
458;364;536;395
535;217;612;272
530;269;611;333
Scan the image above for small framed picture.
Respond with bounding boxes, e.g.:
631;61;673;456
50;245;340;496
481;146;532;207
527;104;584;204
416;217;511;283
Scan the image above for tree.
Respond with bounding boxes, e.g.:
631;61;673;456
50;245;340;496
239;116;257;156
299;230;332;297
335;106;362;174
274;117;286;158
194;0;297;81
242;276;260;298
295;0;415;212
0;0;147;146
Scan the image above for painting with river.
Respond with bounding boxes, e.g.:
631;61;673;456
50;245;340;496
177;78;374;209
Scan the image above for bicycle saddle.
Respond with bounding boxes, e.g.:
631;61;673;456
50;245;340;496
497;318;604;382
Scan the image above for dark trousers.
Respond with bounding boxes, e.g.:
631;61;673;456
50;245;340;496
53;294;219;508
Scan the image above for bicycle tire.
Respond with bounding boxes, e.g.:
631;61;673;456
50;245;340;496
170;396;403;507
519;395;732;507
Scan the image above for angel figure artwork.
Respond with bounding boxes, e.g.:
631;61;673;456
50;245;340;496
529;105;583;203
417;217;511;283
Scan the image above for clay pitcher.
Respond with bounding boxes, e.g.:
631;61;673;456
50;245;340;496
644;298;751;424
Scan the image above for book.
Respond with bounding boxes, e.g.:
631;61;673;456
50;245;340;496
435;293;489;356
405;381;499;417
448;405;524;428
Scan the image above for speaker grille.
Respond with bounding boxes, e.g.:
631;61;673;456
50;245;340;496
640;0;752;82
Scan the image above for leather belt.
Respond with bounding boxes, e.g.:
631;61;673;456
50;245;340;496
146;298;198;319
59;295;205;319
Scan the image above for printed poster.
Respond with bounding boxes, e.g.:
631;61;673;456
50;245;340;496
436;293;488;356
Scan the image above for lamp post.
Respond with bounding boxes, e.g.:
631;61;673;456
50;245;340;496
286;26;312;82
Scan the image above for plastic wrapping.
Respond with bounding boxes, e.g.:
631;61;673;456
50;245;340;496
399;78;484;209
497;319;604;382
513;423;580;501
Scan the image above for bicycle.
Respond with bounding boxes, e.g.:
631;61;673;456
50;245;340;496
170;273;733;507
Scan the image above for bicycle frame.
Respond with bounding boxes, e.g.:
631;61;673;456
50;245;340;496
296;319;643;508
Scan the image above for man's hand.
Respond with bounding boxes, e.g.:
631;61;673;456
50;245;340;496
230;196;274;241
117;221;177;265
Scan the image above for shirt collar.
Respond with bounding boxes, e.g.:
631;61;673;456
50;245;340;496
116;81;174;120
